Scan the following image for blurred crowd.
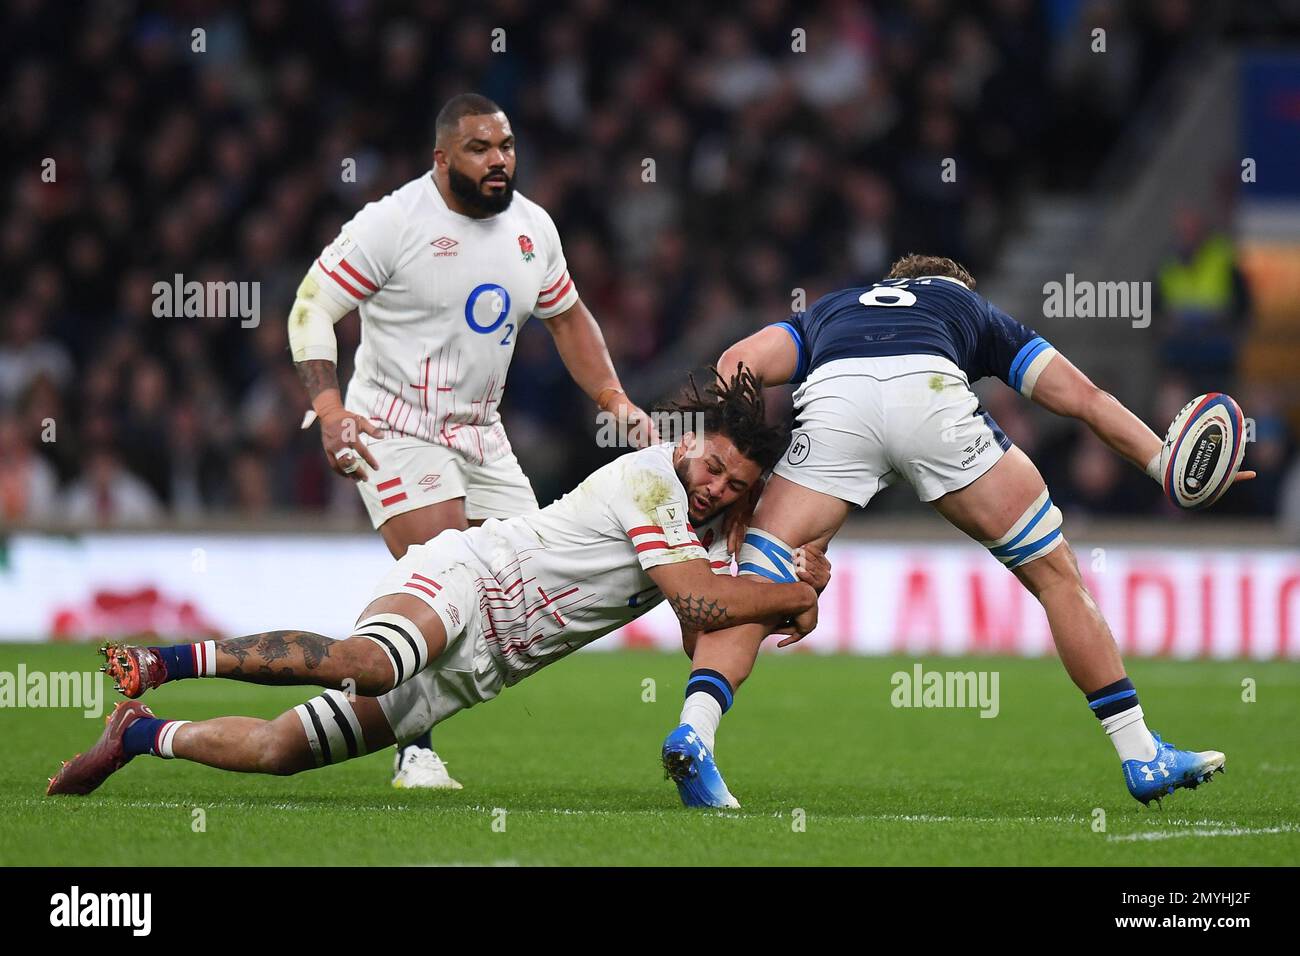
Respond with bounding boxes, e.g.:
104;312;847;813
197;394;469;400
970;194;1300;528
1;0;1295;531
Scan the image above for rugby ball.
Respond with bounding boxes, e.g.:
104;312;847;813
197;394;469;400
1161;392;1246;510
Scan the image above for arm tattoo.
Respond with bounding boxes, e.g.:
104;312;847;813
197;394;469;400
667;593;731;631
217;630;333;678
294;359;339;403
223;636;253;667
297;633;332;670
258;633;290;663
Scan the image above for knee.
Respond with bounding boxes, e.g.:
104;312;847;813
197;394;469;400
347;608;438;694
339;636;397;696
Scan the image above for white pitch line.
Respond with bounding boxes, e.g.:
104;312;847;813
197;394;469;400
777;812;1084;826
25;797;506;813
1107;824;1300;842
28;799;1296;838
405;860;521;867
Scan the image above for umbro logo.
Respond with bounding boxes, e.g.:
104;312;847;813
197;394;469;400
430;236;459;257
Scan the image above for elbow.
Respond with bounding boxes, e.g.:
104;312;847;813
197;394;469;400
717;345;741;374
717;345;756;382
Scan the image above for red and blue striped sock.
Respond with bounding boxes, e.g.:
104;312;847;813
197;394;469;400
149;641;218;682
122;717;191;758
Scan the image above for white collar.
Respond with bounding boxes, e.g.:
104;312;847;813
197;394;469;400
914;274;970;289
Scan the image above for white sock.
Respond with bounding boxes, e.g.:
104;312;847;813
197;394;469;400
1102;705;1157;762
679;692;722;753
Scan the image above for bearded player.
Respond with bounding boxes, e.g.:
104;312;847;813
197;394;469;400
51;372;828;801
662;255;1255;809
288;94;653;789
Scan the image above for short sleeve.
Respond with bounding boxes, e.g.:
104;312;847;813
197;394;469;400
985;303;1057;397
313;197;400;309
772;312;811;385
695;519;735;575
532;208;579;318
608;455;709;571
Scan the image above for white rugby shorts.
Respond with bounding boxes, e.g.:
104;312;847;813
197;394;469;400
366;528;506;743
773;355;1011;505
355;435;539;529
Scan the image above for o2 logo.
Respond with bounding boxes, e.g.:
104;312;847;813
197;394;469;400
464;283;514;345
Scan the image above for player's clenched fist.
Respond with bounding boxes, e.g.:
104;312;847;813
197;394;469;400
317;405;382;481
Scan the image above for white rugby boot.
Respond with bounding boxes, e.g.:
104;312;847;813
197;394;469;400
392;746;463;790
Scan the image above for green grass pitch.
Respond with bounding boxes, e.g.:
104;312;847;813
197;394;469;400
2;643;1297;866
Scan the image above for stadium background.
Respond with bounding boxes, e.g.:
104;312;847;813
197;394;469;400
2;0;1300;658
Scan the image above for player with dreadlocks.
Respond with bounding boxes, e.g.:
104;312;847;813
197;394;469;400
49;369;831;798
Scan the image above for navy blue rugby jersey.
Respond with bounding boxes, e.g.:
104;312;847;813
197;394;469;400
776;276;1054;394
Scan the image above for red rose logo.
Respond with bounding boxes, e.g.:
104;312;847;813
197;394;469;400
518;234;535;261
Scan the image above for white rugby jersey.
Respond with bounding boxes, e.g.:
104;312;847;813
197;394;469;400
314;173;579;464
402;443;734;684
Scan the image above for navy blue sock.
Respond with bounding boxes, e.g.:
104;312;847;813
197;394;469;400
123;717;169;757
150;645;195;681
685;668;734;713
1086;677;1140;720
402;730;434;753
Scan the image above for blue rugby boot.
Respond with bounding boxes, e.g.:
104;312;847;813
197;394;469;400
662;724;740;809
1122;732;1225;807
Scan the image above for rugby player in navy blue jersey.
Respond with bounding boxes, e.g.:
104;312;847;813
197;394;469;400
662;254;1254;810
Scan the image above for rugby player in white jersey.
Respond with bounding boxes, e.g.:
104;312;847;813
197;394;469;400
51;371;828;805
661;255;1255;809
287;94;653;788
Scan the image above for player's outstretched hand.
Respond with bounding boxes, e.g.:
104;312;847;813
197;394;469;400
1233;470;1257;483
724;476;765;556
794;544;831;593
318;406;381;482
